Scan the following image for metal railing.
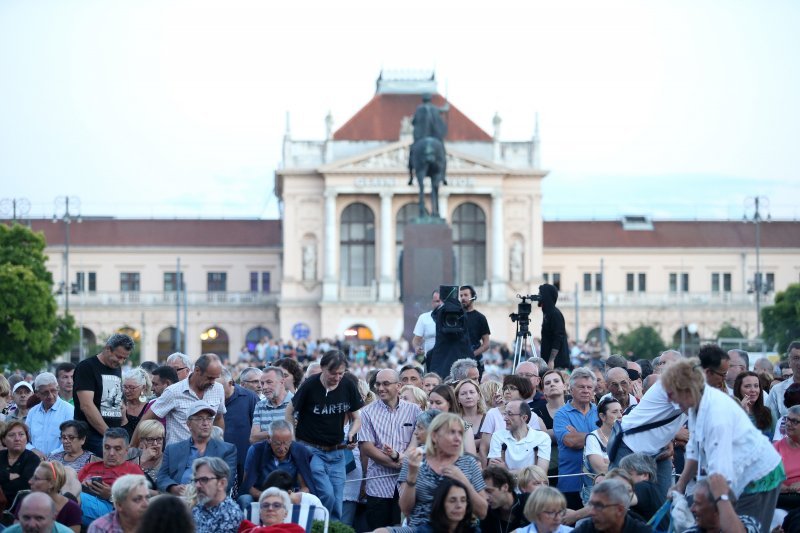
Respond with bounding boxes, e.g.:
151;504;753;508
557;291;776;308
55;291;279;307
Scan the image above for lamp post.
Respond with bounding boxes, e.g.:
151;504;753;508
744;196;769;340
0;198;31;221
53;196;81;314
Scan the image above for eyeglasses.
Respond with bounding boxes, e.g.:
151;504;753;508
60;434;78;441
142;437;164;445
123;385;142;391
189;417;214;424
260;502;285;510
173;366;189;373
503;412;522;417
242;379;261;385
376;381;399;388
708;368;727;378
192;476;220;485
541;509;567;518
786;417;800;426
587;501;622;511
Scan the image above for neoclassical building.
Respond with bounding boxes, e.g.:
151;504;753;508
8;74;800;362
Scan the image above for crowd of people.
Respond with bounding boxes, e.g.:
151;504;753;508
1;323;799;533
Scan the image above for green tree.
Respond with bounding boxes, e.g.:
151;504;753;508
716;323;744;339
0;223;78;370
612;325;667;360
762;283;800;355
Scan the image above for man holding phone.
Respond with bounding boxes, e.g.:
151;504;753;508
77;428;144;527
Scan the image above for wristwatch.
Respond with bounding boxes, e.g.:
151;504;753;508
714;494;730;505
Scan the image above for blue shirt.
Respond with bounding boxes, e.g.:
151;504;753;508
223;384;258;467
27;397;74;455
180;441;200;484
553;401;599;492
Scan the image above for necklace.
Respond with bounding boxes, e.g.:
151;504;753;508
597;427;610;442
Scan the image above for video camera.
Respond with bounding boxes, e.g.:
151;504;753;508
437;285;466;336
509;293;540;336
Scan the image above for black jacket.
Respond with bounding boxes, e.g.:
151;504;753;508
539;284;570;369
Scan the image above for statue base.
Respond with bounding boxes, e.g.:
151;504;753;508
402;222;454;344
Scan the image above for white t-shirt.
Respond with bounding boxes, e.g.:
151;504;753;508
488;428;551;471
584;429;607;459
412;311;437;353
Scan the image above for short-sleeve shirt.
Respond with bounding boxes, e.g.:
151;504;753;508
149;376;227;445
488;428;551;471
77;461;144;486
464;310;491;352
73;356;123;438
292;374;364;446
413;312;437;353
554;402;599;493
192;497;243;533
398;454;485;527
253;391;294;433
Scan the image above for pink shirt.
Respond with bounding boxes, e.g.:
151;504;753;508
774;438;800;485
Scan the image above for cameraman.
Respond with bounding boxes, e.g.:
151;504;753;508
459;285;491;364
538;283;570;370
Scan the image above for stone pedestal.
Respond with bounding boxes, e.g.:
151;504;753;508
402;220;454;343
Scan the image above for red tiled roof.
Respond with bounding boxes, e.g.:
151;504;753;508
16;219;282;248
543;221;800;248
334;93;492;142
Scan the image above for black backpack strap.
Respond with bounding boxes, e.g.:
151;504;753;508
622;411;683;437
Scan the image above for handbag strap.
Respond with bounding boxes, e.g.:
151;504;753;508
621;411;682;437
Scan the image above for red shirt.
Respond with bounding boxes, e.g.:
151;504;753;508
77;461;144;485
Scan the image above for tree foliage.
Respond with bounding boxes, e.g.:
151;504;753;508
612;325;667;360
762;283;800;355
0;223;77;370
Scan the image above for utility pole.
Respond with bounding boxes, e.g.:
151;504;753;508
744;196;770;340
0;198;31;221
53;197;81;314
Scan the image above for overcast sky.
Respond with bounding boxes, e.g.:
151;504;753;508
1;0;799;221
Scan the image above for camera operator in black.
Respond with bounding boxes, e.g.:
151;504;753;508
459;285;491;369
538;283;570;370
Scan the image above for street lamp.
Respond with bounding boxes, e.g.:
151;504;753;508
0;198;31;221
744;196;770;340
53;196;81;314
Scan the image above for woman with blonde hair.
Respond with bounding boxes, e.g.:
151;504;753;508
479;380;503;410
27;460;82;532
121;368;152;438
401;385;428;411
517;486;573;533
664;354;784;533
518;464;549;493
0;375;11;422
390;413;488;530
128;419;165;491
454;379;486;450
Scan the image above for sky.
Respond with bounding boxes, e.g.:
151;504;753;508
1;0;799;221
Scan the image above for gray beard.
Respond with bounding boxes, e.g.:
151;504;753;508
196;493;213;506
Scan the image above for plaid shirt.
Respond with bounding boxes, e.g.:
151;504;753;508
357;398;420;498
253;391;294;434
87;511;123;533
150;375;226;445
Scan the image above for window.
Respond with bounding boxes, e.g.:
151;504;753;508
250;272;271;293
583;272;602;292
765;272;775;293
627;272;646;292
164;272;183;292
120;272;140;292
340;203;376;287
207;272;227;292
395;203;418;260
453;203;487;287
75;272;96;293
669;272;689;293
543;272;561;291
711;272;732;293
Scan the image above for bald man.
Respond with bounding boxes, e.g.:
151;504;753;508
11;491;72;533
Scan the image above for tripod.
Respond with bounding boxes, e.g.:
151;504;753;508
512;320;539;372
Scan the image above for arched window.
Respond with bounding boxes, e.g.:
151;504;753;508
246;327;273;353
340;203;375;287
452;202;486;286
201;326;229;361
70;327;97;363
157;327;184;363
395;202;418;267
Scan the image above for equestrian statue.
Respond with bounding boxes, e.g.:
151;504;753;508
408;93;449;219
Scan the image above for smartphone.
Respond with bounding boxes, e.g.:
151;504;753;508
91;476;103;483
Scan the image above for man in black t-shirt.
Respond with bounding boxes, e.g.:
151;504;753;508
481;465;530;533
460;285;491;365
285;350;363;522
73;333;134;455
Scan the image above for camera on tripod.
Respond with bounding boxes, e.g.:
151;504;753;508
509;293;540;334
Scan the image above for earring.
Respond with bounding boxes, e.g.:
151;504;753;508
139;392;148;403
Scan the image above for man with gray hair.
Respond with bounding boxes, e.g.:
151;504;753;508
250;366;293;444
166;352;192;381
11;491;72;533
573;478;651;533
450;358;480;382
238;367;263;396
191;456;243;533
726;349;750;393
554;367;599;509
27;371;74;456
87;475;150;533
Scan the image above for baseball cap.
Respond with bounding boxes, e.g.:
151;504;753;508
13;381;33;393
187;400;216;418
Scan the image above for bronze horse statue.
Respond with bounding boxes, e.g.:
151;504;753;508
408;136;447;218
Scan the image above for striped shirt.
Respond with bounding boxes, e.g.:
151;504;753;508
357;398;421;498
149;376;227;445
398;454;485;527
253;391;294;434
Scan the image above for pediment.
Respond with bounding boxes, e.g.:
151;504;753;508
319;141;506;173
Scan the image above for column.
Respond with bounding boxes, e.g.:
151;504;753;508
322;190;338;301
438;190;449;221
531;190;544;283
378;192;394;301
490;191;506;302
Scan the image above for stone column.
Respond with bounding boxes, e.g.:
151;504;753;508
490;191;506;302
531;189;544;283
378;192;395;301
322;190;338;301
